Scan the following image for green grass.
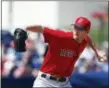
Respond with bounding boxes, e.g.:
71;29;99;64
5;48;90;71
90;26;108;44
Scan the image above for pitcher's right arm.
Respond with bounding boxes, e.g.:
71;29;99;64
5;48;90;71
26;25;44;33
26;25;72;43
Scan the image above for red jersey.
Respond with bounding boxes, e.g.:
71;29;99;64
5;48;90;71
40;27;89;77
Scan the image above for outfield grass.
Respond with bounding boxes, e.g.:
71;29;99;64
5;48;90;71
90;26;108;44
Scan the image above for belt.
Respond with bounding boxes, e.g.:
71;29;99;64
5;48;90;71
41;73;66;82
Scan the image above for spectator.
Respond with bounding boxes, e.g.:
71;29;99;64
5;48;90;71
1;30;14;49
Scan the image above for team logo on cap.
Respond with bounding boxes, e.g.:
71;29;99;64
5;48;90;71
78;18;83;23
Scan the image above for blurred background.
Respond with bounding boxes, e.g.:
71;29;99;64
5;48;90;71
1;1;108;88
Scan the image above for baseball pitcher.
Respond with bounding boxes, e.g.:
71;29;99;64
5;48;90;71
14;17;107;87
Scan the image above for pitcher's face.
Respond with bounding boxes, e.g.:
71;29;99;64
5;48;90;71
73;28;88;40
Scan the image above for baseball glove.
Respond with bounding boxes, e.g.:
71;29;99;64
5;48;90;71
14;28;28;52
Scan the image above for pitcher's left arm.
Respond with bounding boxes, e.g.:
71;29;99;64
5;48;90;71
87;36;107;62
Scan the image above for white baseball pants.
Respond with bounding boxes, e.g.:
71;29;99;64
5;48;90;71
33;71;72;87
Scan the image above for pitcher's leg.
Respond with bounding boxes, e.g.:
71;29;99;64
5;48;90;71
62;81;72;88
33;77;51;87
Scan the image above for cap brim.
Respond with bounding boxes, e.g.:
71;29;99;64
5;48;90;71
71;24;86;30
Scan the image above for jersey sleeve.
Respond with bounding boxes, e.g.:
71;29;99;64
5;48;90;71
43;27;73;43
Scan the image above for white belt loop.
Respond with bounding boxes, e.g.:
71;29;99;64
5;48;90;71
38;71;50;79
